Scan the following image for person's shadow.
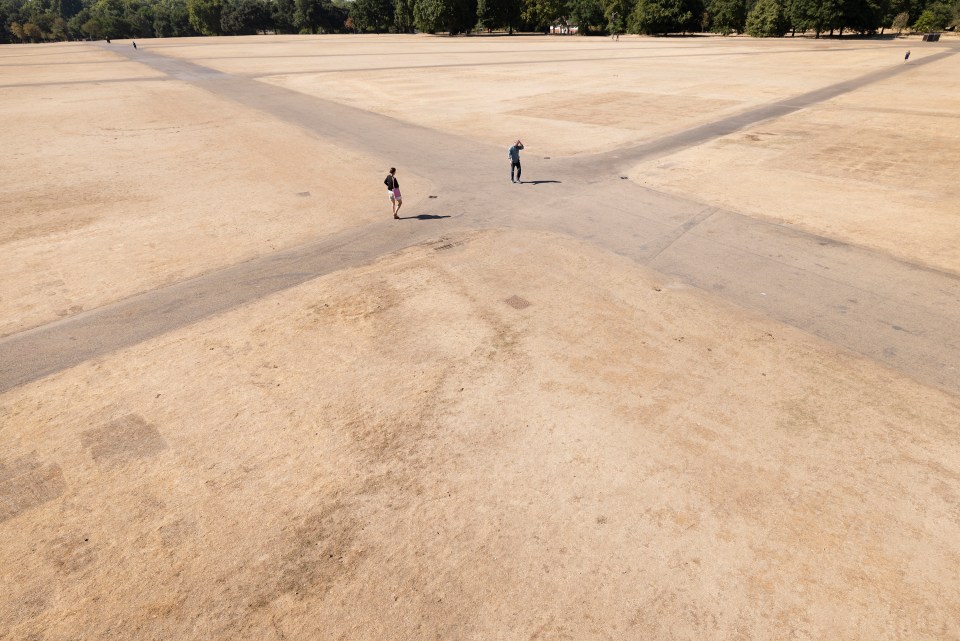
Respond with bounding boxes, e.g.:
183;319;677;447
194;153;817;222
398;214;451;220
519;180;561;185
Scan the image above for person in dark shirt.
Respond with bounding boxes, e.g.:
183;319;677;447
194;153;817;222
385;167;402;219
508;140;524;183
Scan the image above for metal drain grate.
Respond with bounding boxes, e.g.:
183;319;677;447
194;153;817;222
504;295;531;310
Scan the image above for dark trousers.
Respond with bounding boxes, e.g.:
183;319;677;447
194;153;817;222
511;161;521;182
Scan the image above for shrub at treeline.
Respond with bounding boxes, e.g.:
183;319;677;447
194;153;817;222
2;0;957;42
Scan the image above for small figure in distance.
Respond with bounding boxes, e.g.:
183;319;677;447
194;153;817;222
132;41;137;50
106;37;111;43
385;167;402;219
904;50;910;62
509;139;524;183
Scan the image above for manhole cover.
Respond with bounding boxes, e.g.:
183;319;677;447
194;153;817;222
504;295;531;310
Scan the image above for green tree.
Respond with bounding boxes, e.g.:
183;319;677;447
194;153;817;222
477;0;521;31
889;8;908;29
789;0;840;36
272;0;297;30
568;0;606;31
52;0;84;19
841;0;883;32
291;0;349;33
188;0;222;33
220;0;270;33
124;0;156;36
413;0;445;31
294;0;318;31
413;0;475;33
629;0;693;34
394;0;415;30
319;0;348;31
67;7;91;38
706;0;747;32
9;20;27;40
22;8;53;39
603;0;631;33
745;0;789;34
912;1;951;29
351;0;394;31
90;0;130;37
884;0;920;28
521;0;565;29
50;13;68;37
153;0;195;35
81;16;106;36
23;20;43;38
0;2;11;43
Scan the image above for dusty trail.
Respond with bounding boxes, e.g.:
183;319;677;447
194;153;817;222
0;43;958;396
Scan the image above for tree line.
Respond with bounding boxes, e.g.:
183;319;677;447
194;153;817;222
1;0;957;43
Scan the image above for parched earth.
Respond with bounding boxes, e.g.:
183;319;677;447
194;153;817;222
1;35;959;640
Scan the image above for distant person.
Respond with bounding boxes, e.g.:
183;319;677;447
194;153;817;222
509;139;524;183
132;41;137;50
904;50;910;62
385;167;402;219
106;37;110;43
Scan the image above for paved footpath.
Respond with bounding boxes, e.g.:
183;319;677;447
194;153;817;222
1;44;958;395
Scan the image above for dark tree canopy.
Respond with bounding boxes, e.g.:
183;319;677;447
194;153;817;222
350;0;394;31
220;0;271;32
913;0;953;28
477;0;522;31
0;0;955;41
706;0;747;32
187;0;223;34
789;0;841;35
393;0;416;30
412;0;475;33
746;0;790;35
567;0;606;31
629;0;699;33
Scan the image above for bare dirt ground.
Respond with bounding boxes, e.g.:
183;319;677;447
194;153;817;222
4;230;959;640
0;45;430;336
630;51;960;274
2;35;959;640
147;34;960;273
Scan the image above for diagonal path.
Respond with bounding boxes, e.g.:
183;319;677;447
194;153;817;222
1;44;958;395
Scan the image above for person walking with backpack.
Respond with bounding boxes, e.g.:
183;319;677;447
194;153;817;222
509;140;524;183
385;167;402;219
